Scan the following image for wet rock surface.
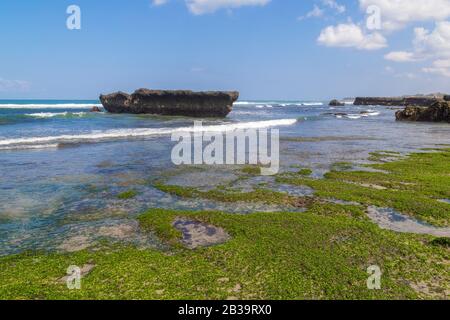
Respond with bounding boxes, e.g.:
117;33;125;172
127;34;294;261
56;219;161;253
100;88;239;117
396;101;450;123
90;106;102;112
329;99;345;106
173;218;231;249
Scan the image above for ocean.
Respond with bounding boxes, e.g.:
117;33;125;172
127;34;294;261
1;99;450;255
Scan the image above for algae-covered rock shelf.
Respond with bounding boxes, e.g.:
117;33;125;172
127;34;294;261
1;149;449;300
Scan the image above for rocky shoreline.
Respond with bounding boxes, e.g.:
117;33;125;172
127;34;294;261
348;95;450;123
100;88;239;118
396;101;450;123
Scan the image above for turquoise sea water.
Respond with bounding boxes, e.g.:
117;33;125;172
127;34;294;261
1;99;449;255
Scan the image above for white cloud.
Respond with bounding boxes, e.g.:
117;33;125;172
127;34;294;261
359;0;450;31
317;23;387;50
414;22;450;57
411;22;450;77
384;66;394;73
152;0;168;6
186;0;270;15
299;0;345;21
323;0;345;14
298;5;324;21
423;59;450;77
151;0;270;14
0;78;30;92
384;51;419;62
385;22;450;76
315;1;450;77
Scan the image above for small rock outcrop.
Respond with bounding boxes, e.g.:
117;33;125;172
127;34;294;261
354;96;439;107
100;88;239;118
173;219;230;249
396;101;450;122
444;95;450;101
90;106;102;112
329;99;345;106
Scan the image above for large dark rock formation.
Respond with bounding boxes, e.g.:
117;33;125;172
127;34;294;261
396;101;450;122
354;96;439;107
100;89;239;118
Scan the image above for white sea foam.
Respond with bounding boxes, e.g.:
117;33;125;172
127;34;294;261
235;101;323;108
0;144;59;151
362;111;381;117
335;110;380;120
0;119;298;148
0;103;101;109
235;101;281;106
345;115;362;120
302;102;323;106
233;101;253;105
26;112;87;118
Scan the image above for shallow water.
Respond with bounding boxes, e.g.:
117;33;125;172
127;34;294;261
1;100;450;255
366;206;450;237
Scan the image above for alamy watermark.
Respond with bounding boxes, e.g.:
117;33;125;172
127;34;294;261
66;5;81;30
367;265;382;290
171;121;280;175
366;5;382;30
66;265;82;290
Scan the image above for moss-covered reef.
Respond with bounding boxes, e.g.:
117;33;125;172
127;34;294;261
0;205;448;300
240;165;262;175
154;149;449;226
0;149;449;300
117;189;139;200
278;149;450;227
154;183;316;208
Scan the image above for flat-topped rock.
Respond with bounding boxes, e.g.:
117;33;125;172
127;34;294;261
354;96;440;106
100;88;239;117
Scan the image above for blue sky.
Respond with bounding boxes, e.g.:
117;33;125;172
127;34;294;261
0;0;449;100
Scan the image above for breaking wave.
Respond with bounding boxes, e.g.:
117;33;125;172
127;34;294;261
0;119;298;149
26;112;88;118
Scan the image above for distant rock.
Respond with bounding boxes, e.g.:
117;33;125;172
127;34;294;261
90;106;102;112
396;101;450;122
329;99;345;106
354;96;439;106
100;88;239;118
